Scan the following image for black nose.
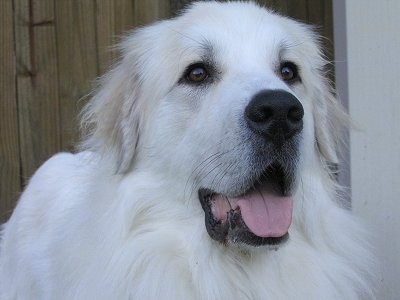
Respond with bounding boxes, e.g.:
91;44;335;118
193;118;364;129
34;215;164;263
245;90;304;144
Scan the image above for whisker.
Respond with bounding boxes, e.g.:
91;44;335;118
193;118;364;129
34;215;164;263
184;138;241;201
184;152;226;200
213;161;235;192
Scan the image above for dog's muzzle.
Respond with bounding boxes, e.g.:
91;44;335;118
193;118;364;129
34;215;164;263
198;89;303;247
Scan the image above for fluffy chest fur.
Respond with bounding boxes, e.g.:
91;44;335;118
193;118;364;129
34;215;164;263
0;153;372;299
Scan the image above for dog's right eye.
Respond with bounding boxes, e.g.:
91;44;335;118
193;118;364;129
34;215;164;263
184;63;209;83
279;61;300;83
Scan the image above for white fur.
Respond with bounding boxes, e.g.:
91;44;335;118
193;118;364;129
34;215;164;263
0;2;375;299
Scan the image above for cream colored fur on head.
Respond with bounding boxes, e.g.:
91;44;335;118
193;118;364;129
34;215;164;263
0;2;375;299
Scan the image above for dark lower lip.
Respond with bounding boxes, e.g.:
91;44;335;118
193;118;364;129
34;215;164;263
198;188;291;247
232;232;290;247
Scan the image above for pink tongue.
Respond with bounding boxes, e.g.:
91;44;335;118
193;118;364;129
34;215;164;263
234;190;293;238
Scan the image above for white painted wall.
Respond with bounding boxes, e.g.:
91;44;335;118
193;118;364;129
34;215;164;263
339;1;400;299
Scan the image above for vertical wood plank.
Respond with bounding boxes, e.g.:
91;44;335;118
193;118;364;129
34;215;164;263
114;0;135;35
0;0;20;221
96;0;115;74
95;0;115;74
307;0;335;80
96;0;135;74
55;0;98;151
170;0;192;15
307;0;324;25
258;0;288;14
286;0;308;21
14;0;60;185
322;0;334;60
307;0;334;48
133;0;170;26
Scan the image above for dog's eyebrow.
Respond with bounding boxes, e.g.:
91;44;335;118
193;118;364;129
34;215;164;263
278;40;292;59
278;39;305;60
199;39;216;64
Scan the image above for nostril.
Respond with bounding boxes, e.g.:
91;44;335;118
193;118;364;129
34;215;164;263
250;107;274;123
287;106;304;123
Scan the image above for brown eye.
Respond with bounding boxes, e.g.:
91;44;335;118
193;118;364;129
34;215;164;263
185;63;209;83
280;62;299;82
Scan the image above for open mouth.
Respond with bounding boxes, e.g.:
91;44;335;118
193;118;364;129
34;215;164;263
199;163;294;247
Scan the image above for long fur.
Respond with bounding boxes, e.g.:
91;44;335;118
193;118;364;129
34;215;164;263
0;2;375;299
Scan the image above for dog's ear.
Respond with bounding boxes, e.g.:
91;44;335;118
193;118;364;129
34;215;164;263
313;81;349;176
80;35;145;173
289;22;349;175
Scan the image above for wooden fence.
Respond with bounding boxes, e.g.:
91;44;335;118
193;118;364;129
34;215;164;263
0;0;333;221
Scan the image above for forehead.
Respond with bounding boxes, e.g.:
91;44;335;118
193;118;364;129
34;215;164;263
170;3;304;65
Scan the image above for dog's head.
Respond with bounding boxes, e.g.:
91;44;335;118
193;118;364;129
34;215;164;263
81;2;346;247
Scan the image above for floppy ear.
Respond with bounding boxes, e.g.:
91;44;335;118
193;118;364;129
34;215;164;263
80;38;145;173
288;22;350;177
313;81;349;177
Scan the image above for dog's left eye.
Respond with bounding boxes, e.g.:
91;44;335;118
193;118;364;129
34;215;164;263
184;63;209;83
280;62;300;83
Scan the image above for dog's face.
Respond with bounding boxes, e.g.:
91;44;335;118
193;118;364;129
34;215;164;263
83;2;342;248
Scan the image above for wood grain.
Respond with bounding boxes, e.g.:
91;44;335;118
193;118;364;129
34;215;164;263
170;0;193;15
287;0;308;21
14;0;61;186
0;0;20;221
96;0;135;74
55;0;98;151
259;0;288;14
134;0;170;26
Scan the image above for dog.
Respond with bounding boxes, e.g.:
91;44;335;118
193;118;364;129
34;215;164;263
0;2;375;299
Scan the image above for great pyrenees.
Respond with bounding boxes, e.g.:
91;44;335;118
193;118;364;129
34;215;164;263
0;2;375;299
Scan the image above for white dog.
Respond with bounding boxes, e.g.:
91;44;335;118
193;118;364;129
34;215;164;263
0;2;375;299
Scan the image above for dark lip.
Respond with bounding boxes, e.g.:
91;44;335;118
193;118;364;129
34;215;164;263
231;230;290;247
198;163;295;247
